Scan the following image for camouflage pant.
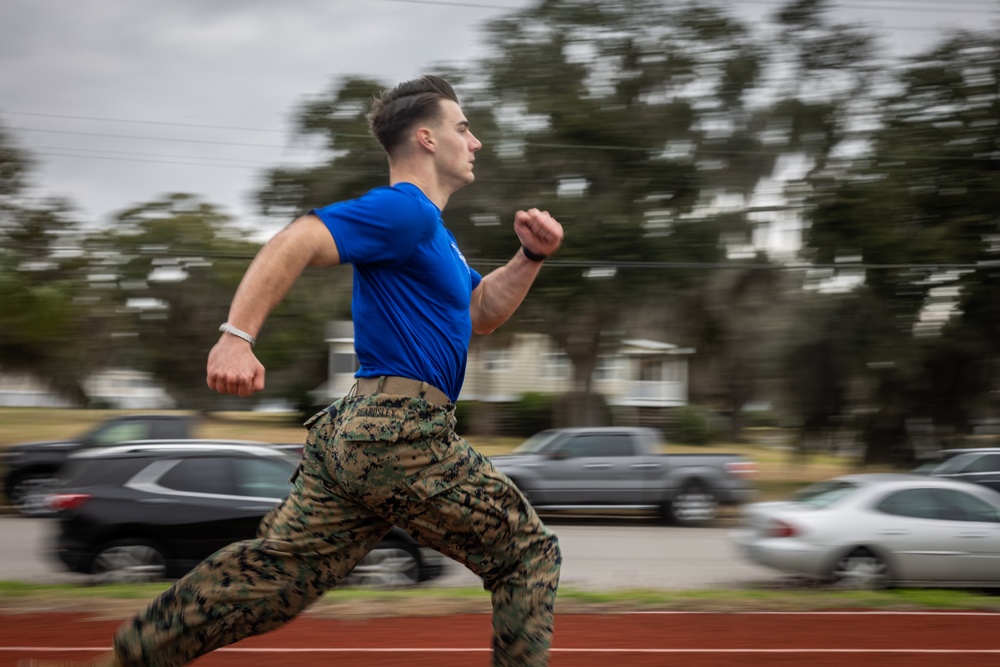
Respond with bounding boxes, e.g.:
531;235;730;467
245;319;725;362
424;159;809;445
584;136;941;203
110;391;562;667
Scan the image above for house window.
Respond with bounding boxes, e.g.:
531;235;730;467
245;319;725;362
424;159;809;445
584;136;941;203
543;352;571;380
331;352;359;375
594;354;621;382
639;359;661;382
664;360;684;382
483;349;511;373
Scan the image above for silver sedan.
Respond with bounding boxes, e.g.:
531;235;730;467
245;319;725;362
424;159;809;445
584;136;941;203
729;473;1000;589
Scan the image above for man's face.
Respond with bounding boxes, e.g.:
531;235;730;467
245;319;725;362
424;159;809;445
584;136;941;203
433;99;482;190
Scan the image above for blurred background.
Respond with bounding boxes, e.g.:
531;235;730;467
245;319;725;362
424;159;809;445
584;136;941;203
2;0;999;470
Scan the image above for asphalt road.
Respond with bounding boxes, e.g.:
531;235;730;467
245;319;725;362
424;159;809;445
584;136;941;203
0;515;777;590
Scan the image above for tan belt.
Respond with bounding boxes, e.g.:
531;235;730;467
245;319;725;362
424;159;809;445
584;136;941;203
355;376;451;407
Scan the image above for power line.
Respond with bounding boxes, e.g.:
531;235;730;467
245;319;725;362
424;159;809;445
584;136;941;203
24;134;1000;169
30;151;262;170
32;145;274;167
11;126;297;149
371;0;1000;16
0;110;288;134
93;246;1000;272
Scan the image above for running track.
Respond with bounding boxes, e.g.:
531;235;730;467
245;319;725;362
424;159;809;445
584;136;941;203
2;611;999;666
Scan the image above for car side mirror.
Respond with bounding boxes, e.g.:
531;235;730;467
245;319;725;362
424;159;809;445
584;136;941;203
550;450;569;461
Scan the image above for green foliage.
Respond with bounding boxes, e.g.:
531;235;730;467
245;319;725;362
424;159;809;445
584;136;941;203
453;400;478;436
511;392;555;437
798;31;1000;461
672;405;712;445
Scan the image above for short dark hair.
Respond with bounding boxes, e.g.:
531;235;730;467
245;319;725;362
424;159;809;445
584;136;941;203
368;75;459;156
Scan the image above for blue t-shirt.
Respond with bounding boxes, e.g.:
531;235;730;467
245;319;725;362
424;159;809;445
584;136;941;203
311;182;483;402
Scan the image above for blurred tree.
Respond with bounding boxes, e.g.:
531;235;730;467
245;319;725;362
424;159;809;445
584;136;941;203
85;194;346;410
0;126;102;404
256;77;391;218
473;0;786;425
802;31;1000;463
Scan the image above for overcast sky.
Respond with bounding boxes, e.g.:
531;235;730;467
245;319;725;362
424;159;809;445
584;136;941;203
2;0;996;239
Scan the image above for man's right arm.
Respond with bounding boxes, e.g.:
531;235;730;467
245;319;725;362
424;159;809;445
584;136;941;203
206;214;340;397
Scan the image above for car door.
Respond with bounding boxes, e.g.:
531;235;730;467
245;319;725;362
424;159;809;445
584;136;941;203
142;455;292;564
542;433;645;504
932;487;1000;583
873;487;1000;583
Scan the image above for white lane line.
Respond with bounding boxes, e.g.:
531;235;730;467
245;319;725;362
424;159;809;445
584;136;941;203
3;648;1000;654
628;610;1000;616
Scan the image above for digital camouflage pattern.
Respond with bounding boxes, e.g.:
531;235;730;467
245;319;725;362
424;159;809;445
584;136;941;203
109;389;562;667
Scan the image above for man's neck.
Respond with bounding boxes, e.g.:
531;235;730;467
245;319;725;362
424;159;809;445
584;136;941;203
389;165;453;211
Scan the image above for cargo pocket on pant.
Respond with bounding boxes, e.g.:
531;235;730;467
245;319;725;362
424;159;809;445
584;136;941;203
408;448;478;501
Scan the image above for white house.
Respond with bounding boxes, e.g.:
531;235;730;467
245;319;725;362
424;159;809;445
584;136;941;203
83;368;176;410
0;368;175;409
312;322;693;413
0;372;73;408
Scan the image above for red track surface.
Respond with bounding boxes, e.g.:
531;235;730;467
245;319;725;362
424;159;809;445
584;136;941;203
3;610;1000;666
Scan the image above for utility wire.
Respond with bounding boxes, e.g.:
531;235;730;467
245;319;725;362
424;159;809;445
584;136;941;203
371;0;1000;16
23;135;1000;169
10;126;299;149
30;151;263;170
85;246;1000;272
0;111;288;134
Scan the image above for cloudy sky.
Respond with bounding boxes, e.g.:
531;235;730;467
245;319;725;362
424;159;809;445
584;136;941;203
1;0;996;238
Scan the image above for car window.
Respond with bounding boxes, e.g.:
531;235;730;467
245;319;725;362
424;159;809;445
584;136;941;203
63;457;150;486
512;430;562;454
933;453;981;474
912;460;943;474
234;458;294;499
789;480;859;508
156;457;235;496
876;488;943;520
964;454;1000;474
88;421;150;446
933;488;1000;523
555;434;634;458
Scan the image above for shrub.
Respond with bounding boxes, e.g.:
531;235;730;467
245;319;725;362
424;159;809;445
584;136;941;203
512;392;555;437
673;405;711;445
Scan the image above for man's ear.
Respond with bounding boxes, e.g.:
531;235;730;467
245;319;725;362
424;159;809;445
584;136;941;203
416;127;436;153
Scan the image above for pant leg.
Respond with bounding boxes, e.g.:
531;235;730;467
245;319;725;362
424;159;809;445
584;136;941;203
327;394;562;667
110;411;391;667
400;437;561;667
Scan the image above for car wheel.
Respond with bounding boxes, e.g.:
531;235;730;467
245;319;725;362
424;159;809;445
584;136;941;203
8;473;58;516
666;482;719;526
91;539;168;584
342;543;421;588
830;547;892;590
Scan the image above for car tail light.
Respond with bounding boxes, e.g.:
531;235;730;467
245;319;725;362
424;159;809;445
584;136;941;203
725;461;758;479
766;519;798;538
47;494;91;511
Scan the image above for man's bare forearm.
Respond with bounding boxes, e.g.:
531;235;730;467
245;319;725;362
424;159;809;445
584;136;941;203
471;249;544;334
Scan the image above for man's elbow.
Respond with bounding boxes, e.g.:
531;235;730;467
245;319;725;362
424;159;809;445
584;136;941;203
472;319;499;336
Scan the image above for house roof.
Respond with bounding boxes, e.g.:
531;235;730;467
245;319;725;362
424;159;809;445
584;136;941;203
620;339;696;356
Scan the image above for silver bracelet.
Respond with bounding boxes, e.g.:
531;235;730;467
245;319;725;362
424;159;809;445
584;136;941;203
219;322;256;348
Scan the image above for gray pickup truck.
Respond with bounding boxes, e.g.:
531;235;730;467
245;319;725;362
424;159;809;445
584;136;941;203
489;427;757;526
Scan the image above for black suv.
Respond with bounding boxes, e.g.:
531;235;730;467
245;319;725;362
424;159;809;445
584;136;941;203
48;441;447;587
3;414;196;515
923;448;1000;494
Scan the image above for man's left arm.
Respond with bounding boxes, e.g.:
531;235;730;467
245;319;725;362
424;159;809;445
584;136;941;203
470;208;563;334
